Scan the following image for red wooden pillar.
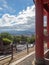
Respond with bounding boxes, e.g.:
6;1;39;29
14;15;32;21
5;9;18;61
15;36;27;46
47;12;49;49
35;0;45;65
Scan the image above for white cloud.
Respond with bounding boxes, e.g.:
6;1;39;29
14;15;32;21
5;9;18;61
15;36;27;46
0;5;47;31
0;5;35;31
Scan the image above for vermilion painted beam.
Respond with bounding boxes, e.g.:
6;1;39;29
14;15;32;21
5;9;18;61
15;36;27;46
44;35;49;42
35;0;45;65
44;26;47;29
35;0;46;65
44;9;47;16
34;0;49;4
35;0;44;60
47;13;49;48
43;0;49;4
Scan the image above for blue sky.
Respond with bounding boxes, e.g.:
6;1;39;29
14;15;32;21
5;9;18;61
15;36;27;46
0;0;34;17
0;0;36;31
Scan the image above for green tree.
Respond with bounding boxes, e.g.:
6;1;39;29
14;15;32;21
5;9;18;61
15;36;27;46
13;36;21;51
21;35;26;41
13;36;22;44
30;35;35;44
0;32;13;41
26;37;30;43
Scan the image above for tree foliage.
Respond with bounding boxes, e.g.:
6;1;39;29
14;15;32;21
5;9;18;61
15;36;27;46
0;32;13;40
0;32;35;44
2;38;12;45
13;36;21;43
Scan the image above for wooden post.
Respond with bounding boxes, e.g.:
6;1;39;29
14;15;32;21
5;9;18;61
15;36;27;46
26;42;29;54
11;43;13;60
35;0;45;65
47;12;49;49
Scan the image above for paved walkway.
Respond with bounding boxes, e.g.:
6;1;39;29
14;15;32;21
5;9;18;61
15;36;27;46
0;43;47;65
0;47;35;65
10;51;35;65
10;43;47;65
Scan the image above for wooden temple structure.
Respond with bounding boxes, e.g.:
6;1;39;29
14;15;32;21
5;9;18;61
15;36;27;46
34;0;49;65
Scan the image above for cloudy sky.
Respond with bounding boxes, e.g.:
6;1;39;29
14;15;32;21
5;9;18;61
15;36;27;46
0;0;46;32
0;0;47;32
